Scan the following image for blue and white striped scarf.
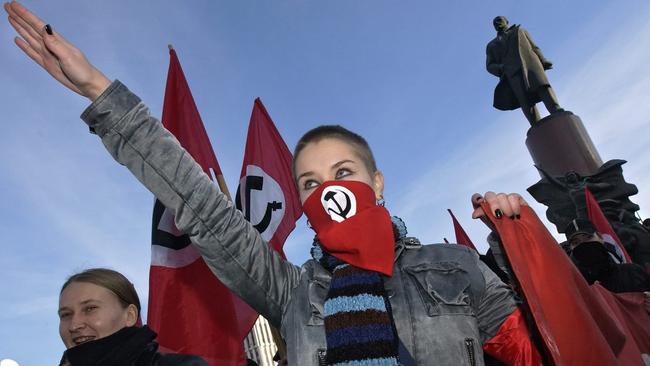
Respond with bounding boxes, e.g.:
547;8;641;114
311;216;407;366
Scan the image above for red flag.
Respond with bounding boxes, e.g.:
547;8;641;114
447;209;477;251
233;98;303;335
483;202;627;365
148;48;246;365
591;285;650;365
236;98;302;255
585;187;632;263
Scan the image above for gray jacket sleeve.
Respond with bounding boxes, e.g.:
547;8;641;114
80;80;300;327
476;258;517;343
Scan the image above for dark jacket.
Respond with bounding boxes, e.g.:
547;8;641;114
60;326;207;366
564;241;650;293
599;263;650;293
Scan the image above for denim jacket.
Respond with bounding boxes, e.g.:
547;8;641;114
81;81;516;366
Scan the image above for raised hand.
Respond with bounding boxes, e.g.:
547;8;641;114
471;192;528;230
4;1;111;100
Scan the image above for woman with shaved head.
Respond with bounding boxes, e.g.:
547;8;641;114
6;2;538;365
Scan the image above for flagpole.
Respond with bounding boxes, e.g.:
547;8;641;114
215;174;233;201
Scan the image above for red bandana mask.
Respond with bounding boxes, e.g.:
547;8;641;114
303;180;395;276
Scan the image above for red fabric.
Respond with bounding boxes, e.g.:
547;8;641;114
161;49;223;178
238;98;302;255
303;181;395;276
483;202;626;366
483;308;541;366
149;262;245;365
591;284;650;365
447;209;477;251
234;97;303;337
148;49;246;365
585;187;632;263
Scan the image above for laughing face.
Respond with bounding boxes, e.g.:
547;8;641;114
58;281;137;348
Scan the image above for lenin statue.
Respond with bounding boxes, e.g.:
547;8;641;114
486;16;563;125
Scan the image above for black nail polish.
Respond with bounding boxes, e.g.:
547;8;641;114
44;24;53;35
495;209;503;219
515;214;521;220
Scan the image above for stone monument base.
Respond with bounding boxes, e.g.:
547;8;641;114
526;111;602;177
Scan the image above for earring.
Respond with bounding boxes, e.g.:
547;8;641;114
376;195;385;207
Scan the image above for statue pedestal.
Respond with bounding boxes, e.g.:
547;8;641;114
524;111;650;266
526;111;602;177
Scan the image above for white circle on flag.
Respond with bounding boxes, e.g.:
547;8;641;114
237;165;285;241
320;185;357;223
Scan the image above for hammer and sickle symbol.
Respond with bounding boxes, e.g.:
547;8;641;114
323;189;352;220
235;175;283;234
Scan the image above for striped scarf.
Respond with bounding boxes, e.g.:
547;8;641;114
311;216;407;366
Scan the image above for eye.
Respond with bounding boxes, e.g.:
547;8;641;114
59;312;72;320
83;305;98;314
335;168;352;179
302;179;319;191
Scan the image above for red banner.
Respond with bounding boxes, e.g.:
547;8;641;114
447;208;477;251
485;203;626;365
585;187;632;263
232;97;303;336
148;48;245;365
236;98;302;255
591;284;650;365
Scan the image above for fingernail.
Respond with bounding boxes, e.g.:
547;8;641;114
515;214;521;220
495;209;503;219
44;24;52;35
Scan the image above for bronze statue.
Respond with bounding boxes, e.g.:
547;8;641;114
486;16;563;125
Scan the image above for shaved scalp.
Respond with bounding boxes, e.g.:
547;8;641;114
292;125;378;181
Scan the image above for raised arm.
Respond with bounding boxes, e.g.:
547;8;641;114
5;1;300;327
84;82;300;325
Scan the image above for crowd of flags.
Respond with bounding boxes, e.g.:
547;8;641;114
145;48;648;365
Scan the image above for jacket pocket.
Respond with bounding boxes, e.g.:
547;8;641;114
404;261;474;316
307;279;327;325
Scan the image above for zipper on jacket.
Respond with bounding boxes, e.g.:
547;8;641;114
317;349;327;366
464;338;477;366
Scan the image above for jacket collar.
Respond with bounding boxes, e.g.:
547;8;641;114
394;236;421;263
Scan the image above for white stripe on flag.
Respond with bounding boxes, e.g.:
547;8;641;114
151;243;200;268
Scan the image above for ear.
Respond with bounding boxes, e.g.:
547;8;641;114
372;170;385;200
124;304;139;327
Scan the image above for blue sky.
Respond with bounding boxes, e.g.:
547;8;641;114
2;1;650;364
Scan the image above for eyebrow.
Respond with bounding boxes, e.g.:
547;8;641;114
296;159;356;182
58;299;101;314
332;159;355;169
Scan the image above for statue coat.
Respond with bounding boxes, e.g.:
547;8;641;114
486;25;552;111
